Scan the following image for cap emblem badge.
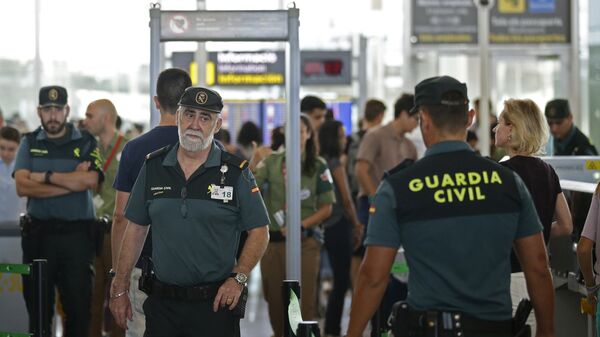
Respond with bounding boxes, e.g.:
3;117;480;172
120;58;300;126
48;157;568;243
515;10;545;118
49;89;58;101
196;91;208;105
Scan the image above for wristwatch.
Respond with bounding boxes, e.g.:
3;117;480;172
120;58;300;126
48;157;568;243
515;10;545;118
108;268;116;279
230;272;248;285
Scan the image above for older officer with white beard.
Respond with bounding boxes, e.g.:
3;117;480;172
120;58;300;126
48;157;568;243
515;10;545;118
110;87;270;337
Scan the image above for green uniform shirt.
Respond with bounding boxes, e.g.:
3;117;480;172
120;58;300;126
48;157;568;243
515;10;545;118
254;151;335;231
94;132;129;219
124;142;270;286
14;124;104;220
366;141;542;321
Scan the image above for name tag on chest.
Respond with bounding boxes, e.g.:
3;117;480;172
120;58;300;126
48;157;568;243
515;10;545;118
210;185;234;203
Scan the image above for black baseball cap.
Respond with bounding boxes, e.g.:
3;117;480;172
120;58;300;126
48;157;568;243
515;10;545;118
39;86;68;108
545;99;571;121
178;87;223;113
411;76;469;114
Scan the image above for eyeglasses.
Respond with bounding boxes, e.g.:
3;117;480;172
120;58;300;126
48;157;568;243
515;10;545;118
180;186;188;218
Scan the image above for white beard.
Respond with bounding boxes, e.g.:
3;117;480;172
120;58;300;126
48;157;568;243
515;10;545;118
179;129;213;152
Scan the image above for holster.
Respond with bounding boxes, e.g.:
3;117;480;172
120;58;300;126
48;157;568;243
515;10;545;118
138;255;155;295
90;216;110;257
233;286;249;318
389;301;410;337
512;299;532;337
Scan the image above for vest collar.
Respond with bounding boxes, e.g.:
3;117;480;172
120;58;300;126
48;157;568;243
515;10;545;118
424;140;472;157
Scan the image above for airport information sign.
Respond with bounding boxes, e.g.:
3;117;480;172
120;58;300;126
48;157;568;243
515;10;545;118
411;0;570;45
490;0;570;44
160;11;289;41
207;51;286;86
411;0;478;44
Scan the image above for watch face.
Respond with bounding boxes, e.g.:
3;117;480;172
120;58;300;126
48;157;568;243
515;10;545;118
235;273;248;284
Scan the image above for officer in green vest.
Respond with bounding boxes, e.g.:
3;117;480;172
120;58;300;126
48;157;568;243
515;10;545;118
14;85;104;337
109;86;270;337
346;76;555;337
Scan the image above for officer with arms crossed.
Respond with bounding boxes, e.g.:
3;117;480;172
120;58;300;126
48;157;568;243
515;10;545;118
109;87;270;337
14;85;104;337
346;76;555;337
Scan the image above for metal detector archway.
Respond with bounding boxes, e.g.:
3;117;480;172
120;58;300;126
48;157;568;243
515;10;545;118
149;3;303;281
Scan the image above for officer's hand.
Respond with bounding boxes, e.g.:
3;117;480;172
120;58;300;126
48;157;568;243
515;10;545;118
280;226;287;237
109;290;133;330
213;277;243;312
76;161;91;172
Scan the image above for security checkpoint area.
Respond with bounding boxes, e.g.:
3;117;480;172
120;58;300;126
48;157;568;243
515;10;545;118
1;0;600;337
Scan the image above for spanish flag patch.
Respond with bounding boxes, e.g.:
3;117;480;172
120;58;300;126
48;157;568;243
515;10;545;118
251;186;260;193
369;206;376;214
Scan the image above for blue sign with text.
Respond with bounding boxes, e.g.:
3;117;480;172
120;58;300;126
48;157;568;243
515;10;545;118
529;0;556;13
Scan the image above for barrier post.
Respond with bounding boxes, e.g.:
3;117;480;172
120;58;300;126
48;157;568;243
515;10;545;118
297;321;320;337
283;280;301;337
32;259;48;337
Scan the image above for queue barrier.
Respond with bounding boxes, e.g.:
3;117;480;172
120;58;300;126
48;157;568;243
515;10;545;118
281;262;409;337
283;280;320;337
0;260;47;337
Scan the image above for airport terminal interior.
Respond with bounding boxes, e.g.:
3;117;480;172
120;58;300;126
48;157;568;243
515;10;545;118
1;0;600;336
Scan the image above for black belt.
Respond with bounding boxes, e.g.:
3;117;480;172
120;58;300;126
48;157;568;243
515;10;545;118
407;310;512;334
150;278;223;301
269;229;316;242
29;217;94;235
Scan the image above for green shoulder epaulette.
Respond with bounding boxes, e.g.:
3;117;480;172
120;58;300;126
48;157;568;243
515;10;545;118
145;145;170;160
221;151;249;170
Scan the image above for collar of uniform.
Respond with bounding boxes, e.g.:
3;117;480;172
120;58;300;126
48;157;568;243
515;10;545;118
424;140;472;157
162;141;222;167
35;123;81;141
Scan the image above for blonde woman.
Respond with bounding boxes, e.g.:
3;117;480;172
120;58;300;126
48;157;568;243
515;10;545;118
494;98;573;333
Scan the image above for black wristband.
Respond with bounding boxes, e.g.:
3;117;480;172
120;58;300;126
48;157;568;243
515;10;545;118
44;171;53;184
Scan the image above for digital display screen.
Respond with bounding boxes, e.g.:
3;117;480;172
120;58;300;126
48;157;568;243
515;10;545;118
303;59;344;77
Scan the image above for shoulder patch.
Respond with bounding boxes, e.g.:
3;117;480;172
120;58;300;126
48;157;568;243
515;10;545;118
221;151;248;170
145;145;171;160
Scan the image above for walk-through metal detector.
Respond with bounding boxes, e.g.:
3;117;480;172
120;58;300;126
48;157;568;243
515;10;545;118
149;4;304;281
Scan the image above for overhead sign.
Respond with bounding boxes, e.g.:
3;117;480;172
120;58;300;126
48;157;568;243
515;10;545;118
300;51;352;85
411;0;570;45
207;51;286;86
160;11;289;42
490;0;571;44
411;0;478;45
